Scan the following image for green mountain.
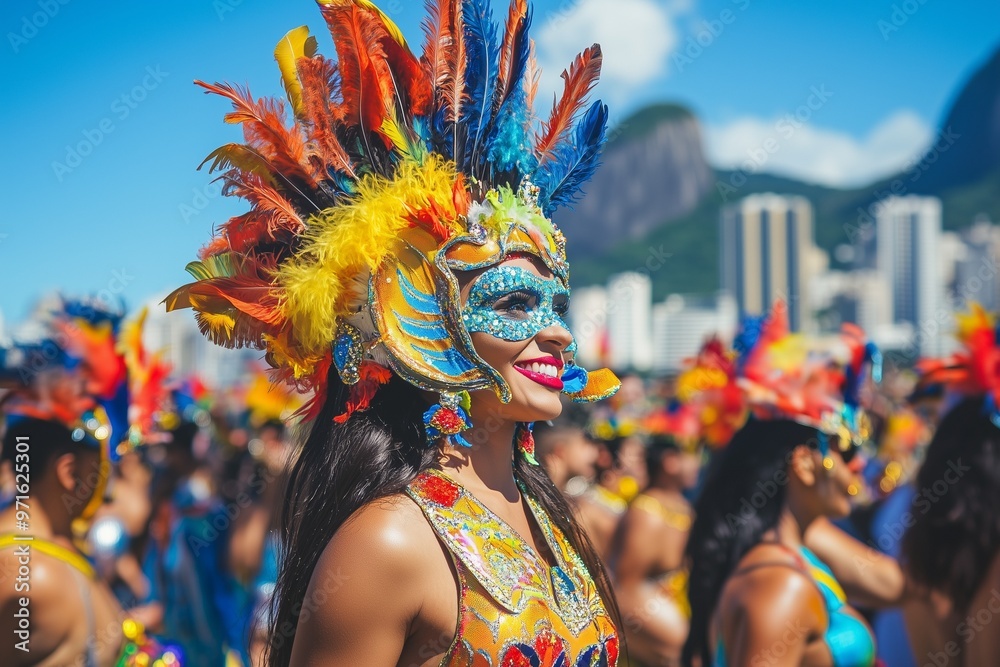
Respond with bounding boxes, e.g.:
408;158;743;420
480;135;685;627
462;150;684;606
571;44;1000;300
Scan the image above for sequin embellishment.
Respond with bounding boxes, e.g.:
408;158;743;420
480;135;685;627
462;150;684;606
406;469;618;666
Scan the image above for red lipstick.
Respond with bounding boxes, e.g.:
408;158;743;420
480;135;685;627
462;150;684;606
513;356;564;390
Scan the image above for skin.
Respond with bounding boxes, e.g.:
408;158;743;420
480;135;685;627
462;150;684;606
613;449;698;666
289;256;579;667
901;528;1000;664
713;445;873;667
537;427;599;491
573;438;641;562
0;448;126;667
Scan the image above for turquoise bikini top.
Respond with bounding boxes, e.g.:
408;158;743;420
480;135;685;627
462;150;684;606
713;544;875;667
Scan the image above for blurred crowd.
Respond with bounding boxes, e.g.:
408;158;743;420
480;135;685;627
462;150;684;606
0;295;991;667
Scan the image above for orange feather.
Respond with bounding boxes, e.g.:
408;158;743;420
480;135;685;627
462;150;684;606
196;80;317;188
534;44;603;165
524;38;539;111
318;3;395;150
296;55;356;177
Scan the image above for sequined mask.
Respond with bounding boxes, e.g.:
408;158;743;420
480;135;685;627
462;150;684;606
462;266;571;343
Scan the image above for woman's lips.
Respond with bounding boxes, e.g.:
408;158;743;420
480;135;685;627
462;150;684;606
514;356;564;390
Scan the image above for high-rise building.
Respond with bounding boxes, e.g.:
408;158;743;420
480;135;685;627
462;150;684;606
568;285;609;370
720;193;817;332
651;293;738;374
605;272;653;372
955;216;1000;312
875;195;945;356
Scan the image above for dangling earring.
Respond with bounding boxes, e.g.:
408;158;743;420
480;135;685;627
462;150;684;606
424;391;473;448
818;432;834;473
516;422;538;465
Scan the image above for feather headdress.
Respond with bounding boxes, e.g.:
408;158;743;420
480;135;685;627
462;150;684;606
734;301;881;449
120;307;176;446
668;336;747;448
916;303;1000;425
0;298;129;524
167;0;619;426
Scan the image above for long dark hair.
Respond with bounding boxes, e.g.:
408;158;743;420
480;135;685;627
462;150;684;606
682;417;818;667
264;365;621;666
903;395;1000;614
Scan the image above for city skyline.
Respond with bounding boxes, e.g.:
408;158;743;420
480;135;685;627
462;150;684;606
2;1;999;322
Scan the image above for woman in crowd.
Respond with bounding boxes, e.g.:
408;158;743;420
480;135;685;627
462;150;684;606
612;433;699;666
902;306;1000;664
683;303;882;667
166;1;625;665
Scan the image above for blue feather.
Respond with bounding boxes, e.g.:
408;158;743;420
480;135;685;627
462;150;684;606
486;86;535;180
734;313;766;372
535;101;608;215
461;0;499;173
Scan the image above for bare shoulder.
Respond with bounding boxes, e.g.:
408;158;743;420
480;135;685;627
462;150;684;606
308;493;443;614
290;493;455;666
0;548;83;663
720;544;826;633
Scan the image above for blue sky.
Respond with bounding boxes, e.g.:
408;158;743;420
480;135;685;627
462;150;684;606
1;0;998;324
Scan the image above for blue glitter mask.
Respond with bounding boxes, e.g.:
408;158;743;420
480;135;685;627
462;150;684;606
462;266;573;344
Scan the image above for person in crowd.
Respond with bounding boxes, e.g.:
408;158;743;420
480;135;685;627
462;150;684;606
684;302;882;667
0;302;179;667
535;421;600;496
576;427;643;562
164;1;625;665
902;305;1000;664
613;434;699;667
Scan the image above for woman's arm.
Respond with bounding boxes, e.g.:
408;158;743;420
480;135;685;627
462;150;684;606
804;516;909;609
288;496;450;667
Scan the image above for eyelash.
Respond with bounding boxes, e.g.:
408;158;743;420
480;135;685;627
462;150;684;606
498;290;535;313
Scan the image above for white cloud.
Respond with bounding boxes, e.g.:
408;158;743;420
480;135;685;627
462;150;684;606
705;109;934;188
534;0;690;105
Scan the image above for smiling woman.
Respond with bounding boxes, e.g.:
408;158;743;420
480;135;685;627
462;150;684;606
163;0;624;665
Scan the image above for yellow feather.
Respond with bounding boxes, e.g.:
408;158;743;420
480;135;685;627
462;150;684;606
354;0;408;49
198;312;237;339
279;156;462;360
274;26;317;118
380;116;410;158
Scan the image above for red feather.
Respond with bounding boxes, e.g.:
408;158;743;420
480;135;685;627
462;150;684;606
296;55;356;176
334;361;392;423
318;3;395;149
351;3;432;119
534;44;603;165
198;171;304;258
421;0;465;126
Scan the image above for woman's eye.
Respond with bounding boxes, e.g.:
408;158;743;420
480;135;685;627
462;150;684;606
495;291;536;317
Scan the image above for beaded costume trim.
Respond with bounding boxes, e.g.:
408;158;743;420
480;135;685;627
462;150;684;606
406;469;619;666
